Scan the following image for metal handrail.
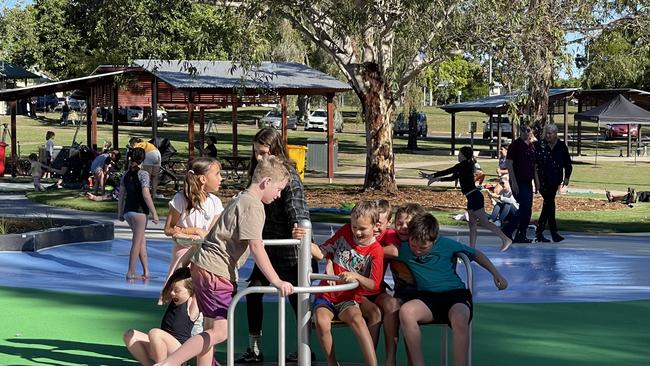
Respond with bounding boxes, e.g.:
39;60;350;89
226;280;359;366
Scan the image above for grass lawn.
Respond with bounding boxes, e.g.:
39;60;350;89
1;286;648;366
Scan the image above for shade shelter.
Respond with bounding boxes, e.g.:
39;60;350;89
0;60;351;180
440;89;577;155
574;94;650;162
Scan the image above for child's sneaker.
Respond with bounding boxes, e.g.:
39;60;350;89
493;220;501;227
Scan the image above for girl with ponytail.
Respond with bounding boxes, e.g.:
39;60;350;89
162;158;224;293
118;147;160;280
419;146;513;252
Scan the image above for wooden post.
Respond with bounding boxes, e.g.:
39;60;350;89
112;85;119;151
188;97;195;161
627;123;632;157
326;93;334;182
86;89;93;150
199;107;205;150
497;113;502;157
564;97;570;142
280;95;288;147
577;98;582;156
90;91;98;150
10;101;17;174
152;76;158;141
232;94;238;157
450;113;456;156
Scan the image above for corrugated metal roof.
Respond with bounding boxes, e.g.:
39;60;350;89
441;88;578;113
132;60;352;93
0;61;40;79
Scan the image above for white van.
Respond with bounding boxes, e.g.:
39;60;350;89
483;116;512;139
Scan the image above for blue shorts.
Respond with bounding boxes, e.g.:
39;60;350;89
313;297;358;319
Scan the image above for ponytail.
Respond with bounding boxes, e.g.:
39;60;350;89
183;157;220;214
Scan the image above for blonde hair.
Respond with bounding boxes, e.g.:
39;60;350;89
351;200;380;225
251;155;290;185
184;157;221;213
160;267;193;304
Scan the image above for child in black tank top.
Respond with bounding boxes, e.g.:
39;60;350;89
123;268;200;364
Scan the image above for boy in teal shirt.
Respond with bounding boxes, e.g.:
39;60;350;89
385;213;507;366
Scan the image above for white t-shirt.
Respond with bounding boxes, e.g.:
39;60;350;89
169;192;224;232
46;139;54;156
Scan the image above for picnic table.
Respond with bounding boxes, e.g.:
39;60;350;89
219;155;251;181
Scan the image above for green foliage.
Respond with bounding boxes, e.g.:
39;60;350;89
424;56;489;104
583;28;650;89
0;3;38;68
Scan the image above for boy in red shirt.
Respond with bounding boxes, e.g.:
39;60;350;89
310;200;384;366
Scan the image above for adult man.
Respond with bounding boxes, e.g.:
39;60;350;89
534;124;572;242
503;124;538;243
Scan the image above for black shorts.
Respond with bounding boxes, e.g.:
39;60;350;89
418;288;473;327
466;190;485;211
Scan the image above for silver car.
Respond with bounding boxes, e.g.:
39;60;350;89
261;110;298;130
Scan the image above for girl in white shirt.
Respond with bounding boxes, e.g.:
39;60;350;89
162;158;224;286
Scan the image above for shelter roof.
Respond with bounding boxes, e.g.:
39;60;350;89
440;88;577;114
129;59;352;95
0;70;126;101
0;61;40;79
573;94;650;125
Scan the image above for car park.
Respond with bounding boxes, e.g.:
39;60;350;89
260;109;298;130
36;95;59;111
393;112;428;138
305;109;343;132
96;106;165;126
605;123;639;140
483;115;512;139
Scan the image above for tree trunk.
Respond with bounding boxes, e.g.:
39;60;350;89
359;62;397;193
297;95;310;125
407;109;418;150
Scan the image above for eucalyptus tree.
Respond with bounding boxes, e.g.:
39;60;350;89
236;0;468;192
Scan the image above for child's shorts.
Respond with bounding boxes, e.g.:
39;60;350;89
418;288;473;327
313;297;358;318
466;189;485;211
191;265;236;320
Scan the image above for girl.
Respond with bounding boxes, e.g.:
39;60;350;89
118;147;159;280
124;267;200;366
44;131;55;179
162;157;224;292
420;146;513;252
29;153;46;191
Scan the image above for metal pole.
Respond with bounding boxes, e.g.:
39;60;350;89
278;292;286;366
298;219;312;366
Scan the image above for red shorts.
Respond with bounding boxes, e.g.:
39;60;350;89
191;265;236;320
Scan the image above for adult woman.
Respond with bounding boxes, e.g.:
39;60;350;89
236;127;309;363
129;137;163;199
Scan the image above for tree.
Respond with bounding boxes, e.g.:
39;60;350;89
0;4;39;69
236;1;467;193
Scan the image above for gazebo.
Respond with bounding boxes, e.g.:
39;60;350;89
0;60;351;179
440;89;578;155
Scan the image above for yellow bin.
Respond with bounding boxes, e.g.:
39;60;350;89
287;145;308;180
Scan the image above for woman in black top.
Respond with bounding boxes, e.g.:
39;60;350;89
420;146;513;251
118;147;159;280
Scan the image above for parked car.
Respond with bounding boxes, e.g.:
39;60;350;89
305;109;343;132
36;95;59;111
605;123;639;140
483;115;512;139
260;109;298;130
96;106;165;126
393;112;428;138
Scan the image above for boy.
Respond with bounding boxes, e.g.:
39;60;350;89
90;149;119;195
387;213;507;366
154;156;294;366
374;202;427;365
202;136;218;158
311;200;384;366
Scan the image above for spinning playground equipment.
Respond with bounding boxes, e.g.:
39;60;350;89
225;220;474;366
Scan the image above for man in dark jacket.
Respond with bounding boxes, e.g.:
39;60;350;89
534;123;572;242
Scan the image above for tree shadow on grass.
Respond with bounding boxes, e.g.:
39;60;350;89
2;338;135;365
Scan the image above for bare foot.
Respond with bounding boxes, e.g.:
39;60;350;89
126;272;143;280
500;237;513;252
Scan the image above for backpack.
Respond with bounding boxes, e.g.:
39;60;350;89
637;191;650;203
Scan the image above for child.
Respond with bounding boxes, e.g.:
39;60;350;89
44;131;55;178
386;213;507;366
124;267;200;366
129;137;163;199
375;202;427;365
420;146;513;252
118;147;159;280
202;136;218;158
162;158;224;292
357;199;401;362
90;149;119;195
310;200;384;366
153;156;294;366
28;153;46;191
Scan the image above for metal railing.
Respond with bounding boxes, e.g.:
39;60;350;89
225;219;359;366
